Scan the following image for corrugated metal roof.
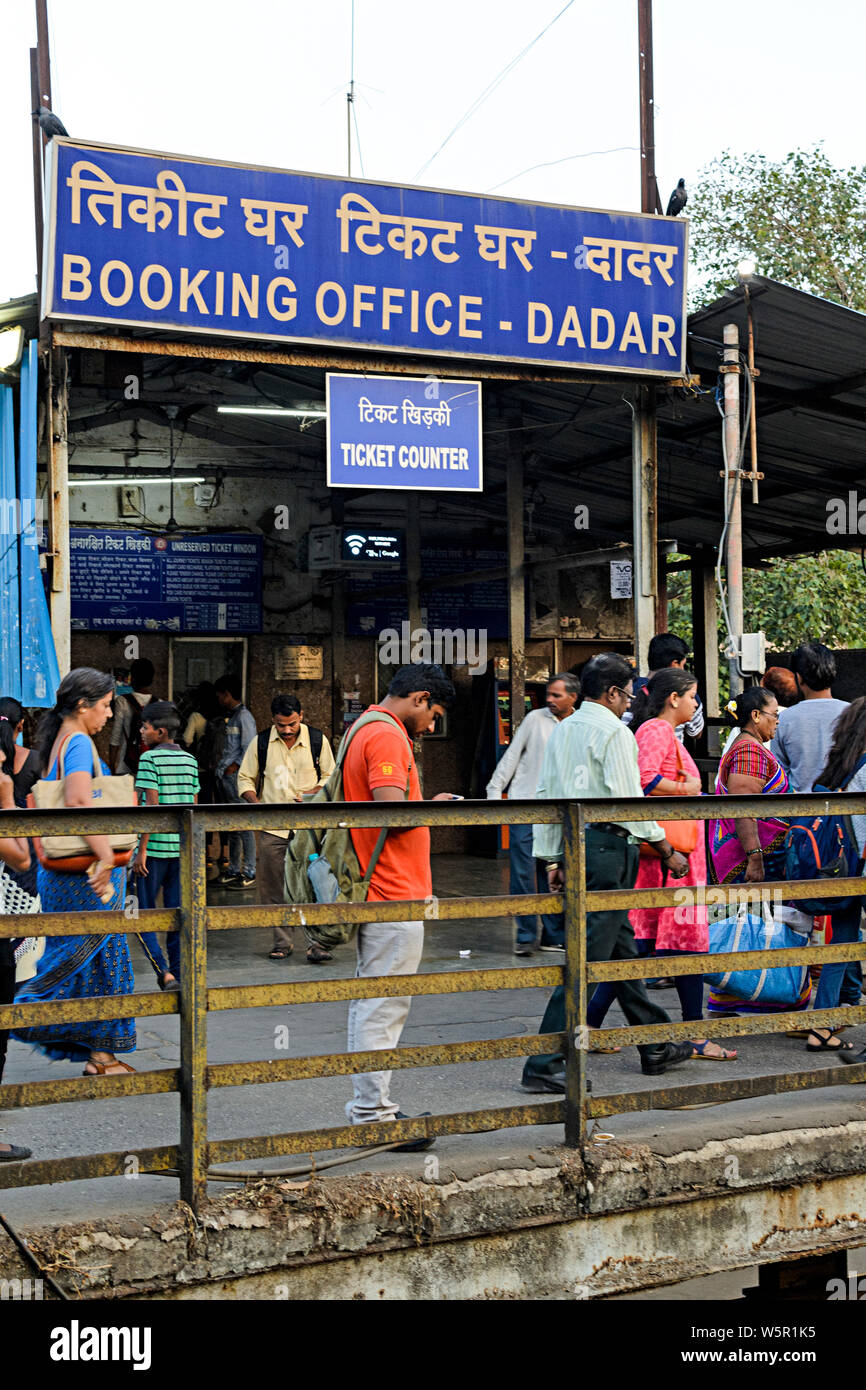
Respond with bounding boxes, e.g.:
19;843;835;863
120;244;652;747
61;276;866;564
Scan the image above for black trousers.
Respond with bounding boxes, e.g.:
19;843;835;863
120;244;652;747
523;825;673;1076
0;936;15;1086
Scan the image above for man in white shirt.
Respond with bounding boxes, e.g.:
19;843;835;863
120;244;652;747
486;674;578;955
523;653;694;1089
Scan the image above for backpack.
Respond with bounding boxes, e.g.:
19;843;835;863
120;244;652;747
284;710;412;951
255;724;324;796
782;753;866;913
197;714;228;772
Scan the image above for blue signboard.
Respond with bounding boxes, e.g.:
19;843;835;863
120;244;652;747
347;546;509;638
327;374;482;491
44;140;687;376
70;529;262;632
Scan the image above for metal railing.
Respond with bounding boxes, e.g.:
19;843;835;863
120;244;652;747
1;793;865;1212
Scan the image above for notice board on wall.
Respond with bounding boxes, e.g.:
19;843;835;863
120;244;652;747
347;546;508;638
70;529;262;632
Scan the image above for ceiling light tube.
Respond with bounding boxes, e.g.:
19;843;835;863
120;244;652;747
216;406;326;417
70;476;207;488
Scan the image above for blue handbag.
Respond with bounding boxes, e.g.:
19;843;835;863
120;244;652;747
704;906;810;1007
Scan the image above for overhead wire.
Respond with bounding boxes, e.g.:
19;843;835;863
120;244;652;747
413;0;577;180
487;146;638;194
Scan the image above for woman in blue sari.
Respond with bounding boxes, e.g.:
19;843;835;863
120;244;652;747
13;668;136;1076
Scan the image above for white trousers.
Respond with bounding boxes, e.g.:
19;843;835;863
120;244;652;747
345;918;425;1124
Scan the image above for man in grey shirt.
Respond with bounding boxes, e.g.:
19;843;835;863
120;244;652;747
770;642;848;792
214;674;257;888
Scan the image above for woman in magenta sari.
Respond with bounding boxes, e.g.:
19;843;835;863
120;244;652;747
588;669;736;1060
709;687;787;886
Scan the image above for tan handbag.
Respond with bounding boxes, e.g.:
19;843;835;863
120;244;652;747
32;734;137;866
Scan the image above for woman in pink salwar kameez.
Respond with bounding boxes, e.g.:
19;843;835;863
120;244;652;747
587;669;737;1061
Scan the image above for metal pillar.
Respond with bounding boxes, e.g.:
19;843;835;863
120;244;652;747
47;341;70;676
631;384;658;676
331;578;346;746
178;810;208;1211
563;802;588;1149
723;323;744;697
507;433;525;734
690;546;720;719
406;494;424;774
29;51;44;291
744;285;760;503
637;0;661;214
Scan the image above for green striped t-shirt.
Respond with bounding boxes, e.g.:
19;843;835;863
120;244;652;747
135;746;200;857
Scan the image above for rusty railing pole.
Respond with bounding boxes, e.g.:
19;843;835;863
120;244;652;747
179;808;208;1210
563;802;588;1148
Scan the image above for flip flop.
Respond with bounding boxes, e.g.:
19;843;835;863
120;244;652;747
691;1041;738;1060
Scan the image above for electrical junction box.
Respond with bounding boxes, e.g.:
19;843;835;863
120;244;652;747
739;632;767;676
194;482;217;508
118;485;143;518
307;525;340;571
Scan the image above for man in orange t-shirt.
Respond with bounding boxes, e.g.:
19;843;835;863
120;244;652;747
341;663;458;1144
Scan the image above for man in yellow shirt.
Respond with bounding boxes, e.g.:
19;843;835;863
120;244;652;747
238;694;335;962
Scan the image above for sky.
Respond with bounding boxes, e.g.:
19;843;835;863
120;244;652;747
3;0;866;302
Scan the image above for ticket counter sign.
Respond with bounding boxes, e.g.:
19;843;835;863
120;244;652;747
43;139;687;376
327;374;482;492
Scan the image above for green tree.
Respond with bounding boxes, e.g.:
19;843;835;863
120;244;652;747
673;147;866;693
687;145;866;310
667;551;866;701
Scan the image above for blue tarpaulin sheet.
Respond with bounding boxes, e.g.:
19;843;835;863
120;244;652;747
0;343;60;706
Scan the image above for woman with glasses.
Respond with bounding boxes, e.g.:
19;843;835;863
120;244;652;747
709;687;787;887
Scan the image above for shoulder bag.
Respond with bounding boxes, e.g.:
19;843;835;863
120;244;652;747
31;734;137;871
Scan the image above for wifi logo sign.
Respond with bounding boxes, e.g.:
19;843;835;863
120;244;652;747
345;534;367;556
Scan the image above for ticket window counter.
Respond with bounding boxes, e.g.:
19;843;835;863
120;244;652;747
168;637;248;707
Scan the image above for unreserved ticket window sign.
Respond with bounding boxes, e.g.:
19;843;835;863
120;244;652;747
326;374;483;492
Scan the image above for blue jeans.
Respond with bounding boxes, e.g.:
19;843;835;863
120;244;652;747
136;856;181;980
813;902;863;1013
218;771;256;878
509;823;563;946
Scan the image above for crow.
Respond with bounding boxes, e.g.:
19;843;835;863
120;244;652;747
666;178;687;217
33;106;68;138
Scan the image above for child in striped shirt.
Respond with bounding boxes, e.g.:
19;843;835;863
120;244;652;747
133;702;200;990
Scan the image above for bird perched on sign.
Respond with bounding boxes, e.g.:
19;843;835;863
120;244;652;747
666;178;687;217
33;106;68;138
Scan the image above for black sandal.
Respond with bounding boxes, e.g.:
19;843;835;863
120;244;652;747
806;1029;856;1052
306;943;333;964
157;971;180;993
269;947;292;960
